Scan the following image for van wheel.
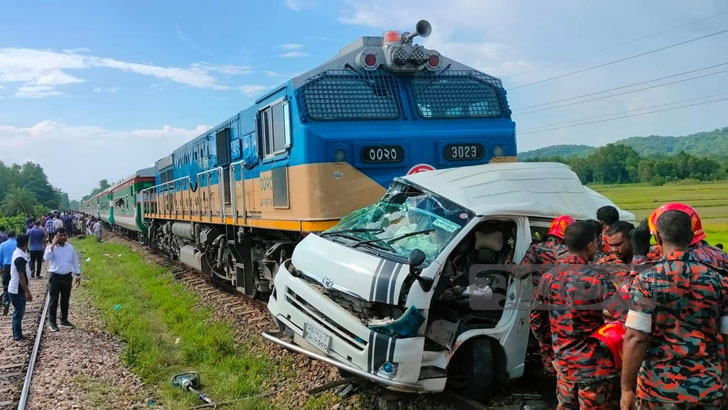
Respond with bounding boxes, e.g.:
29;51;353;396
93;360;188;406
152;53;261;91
447;338;494;403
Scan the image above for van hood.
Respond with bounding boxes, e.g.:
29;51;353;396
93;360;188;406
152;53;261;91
291;234;410;305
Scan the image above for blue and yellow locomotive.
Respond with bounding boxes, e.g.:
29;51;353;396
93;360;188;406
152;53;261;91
136;21;516;297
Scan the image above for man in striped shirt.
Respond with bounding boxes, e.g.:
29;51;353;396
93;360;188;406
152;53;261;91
45;215;56;242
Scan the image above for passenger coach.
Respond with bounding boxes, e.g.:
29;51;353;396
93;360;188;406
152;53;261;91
139;21;518;298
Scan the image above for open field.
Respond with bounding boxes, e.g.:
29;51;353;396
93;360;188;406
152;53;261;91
591;180;728;246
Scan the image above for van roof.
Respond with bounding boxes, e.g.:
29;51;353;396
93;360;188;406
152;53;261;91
400;162;635;222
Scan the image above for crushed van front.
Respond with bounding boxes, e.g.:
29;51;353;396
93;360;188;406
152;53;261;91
266;233;445;392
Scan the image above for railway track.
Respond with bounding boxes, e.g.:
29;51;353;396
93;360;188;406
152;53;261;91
0;274;49;410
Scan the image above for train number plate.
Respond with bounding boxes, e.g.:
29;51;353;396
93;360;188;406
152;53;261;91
361;145;404;164
443;143;485;161
304;323;331;353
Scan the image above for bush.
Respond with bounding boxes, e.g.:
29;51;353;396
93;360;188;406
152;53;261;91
0;215;27;233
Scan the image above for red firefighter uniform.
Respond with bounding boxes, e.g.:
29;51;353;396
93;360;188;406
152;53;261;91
691;240;728;275
628;251;728;408
522;215;574;376
648;203;728;274
596;254;651;322
531;255;619;409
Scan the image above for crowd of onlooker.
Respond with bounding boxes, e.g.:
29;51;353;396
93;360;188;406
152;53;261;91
1;211;101;342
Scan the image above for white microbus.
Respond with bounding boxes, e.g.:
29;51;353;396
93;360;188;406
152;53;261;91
264;162;633;402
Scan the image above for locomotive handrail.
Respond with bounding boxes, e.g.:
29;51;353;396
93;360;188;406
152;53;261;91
197;167;225;222
140;175;193;219
229;160;247;226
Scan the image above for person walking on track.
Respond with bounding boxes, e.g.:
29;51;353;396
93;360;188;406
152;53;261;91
43;228;81;332
9;234;31;341
1;231;18;316
45;214;56;242
27;220;46;279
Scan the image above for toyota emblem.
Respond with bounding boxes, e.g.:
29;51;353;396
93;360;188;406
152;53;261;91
322;276;334;289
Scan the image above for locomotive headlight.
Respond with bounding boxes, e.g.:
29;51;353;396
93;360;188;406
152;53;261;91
409;47;427;65
392;47;409;66
494;144;505;157
334;149;347;162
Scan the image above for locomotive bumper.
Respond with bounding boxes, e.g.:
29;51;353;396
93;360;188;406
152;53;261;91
266;263;444;393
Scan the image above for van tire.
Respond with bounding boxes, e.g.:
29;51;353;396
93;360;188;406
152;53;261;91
447;338;494;403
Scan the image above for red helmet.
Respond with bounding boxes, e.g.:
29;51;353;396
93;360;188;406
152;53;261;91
548;215;575;240
591;321;626;368
648;202;705;245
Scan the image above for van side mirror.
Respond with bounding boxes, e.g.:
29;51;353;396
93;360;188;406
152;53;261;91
408;249;433;292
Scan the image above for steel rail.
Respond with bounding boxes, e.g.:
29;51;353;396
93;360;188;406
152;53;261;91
17;289;50;410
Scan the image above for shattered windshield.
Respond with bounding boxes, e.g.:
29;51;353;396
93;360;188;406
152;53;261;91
322;181;473;263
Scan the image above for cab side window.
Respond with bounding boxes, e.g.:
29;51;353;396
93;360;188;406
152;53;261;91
258;100;291;158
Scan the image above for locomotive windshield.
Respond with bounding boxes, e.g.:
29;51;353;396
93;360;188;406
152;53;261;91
300;70;402;120
411;70;506;118
321;181;472;263
299;68;507;121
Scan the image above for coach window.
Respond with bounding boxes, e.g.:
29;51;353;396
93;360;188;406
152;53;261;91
259;99;291;158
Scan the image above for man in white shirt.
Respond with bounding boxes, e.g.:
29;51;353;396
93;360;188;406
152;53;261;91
52;214;64;233
93;220;102;242
9;234;31;341
43;228;81;332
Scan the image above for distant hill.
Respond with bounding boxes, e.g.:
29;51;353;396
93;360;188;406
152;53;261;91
518;144;595;160
518;127;728;160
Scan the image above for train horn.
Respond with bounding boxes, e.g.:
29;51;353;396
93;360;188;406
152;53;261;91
403;20;432;42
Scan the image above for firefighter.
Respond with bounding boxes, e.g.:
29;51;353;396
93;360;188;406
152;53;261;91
531;221;619;409
621;210;728;410
597;205;619;255
598;221;653;322
648;202;728;274
521;214;574;376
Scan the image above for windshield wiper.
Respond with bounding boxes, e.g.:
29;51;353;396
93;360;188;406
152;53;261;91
386;229;435;244
351;237;397;252
319;228;384;237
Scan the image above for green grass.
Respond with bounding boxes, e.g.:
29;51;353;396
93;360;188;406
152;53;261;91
75;238;273;409
591;180;728;246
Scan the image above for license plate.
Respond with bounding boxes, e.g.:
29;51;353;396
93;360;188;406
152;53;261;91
304;323;331;353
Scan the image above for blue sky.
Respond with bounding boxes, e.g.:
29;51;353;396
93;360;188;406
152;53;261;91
0;0;726;198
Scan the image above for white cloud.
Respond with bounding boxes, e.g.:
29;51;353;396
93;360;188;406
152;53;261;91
0;120;209;198
278;51;311;58
191;62;252;75
285;0;317;11
238;84;270;96
275;43;304;50
61;48;91;53
262;70;280;77
92;86;120;93
15;85;62;98
0;48;253;98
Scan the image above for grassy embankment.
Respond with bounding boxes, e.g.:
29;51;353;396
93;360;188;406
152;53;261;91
75;238;273;409
592;180;728;246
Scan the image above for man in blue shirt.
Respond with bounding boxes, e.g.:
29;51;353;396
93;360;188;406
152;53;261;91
1;231;18;316
0;226;8;244
45;216;56;242
27;221;46;279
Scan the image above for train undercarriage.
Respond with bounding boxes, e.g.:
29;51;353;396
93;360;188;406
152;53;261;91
146;219;300;298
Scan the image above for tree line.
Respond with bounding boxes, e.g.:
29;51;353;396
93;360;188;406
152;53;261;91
0;161;69;216
525;144;727;185
82;179;111;201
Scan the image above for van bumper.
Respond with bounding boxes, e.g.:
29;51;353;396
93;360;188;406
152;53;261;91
262;332;424;392
266;264;447;393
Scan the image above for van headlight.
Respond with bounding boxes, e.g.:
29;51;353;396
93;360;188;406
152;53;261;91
377;361;399;377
